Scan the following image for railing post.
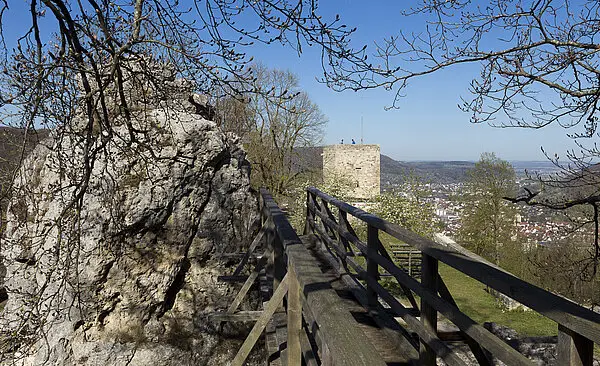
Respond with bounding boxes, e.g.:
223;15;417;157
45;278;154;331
264;211;285;293
558;324;593;366
263;209;275;295
273;234;285;292
367;225;380;308
420;253;438;366
338;209;351;270
287;266;302;365
303;189;314;235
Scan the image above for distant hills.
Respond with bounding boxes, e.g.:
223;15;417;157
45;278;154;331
380;155;474;185
382;159;565;185
510;160;564;176
0;136;567;190
293;146;567;186
293;147;474;185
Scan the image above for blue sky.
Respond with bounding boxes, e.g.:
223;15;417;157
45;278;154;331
1;0;580;162
248;1;579;162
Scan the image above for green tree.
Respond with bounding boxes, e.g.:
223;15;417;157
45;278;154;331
457;153;520;265
531;237;600;308
374;175;439;239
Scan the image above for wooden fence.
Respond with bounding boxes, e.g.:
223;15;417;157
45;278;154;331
305;186;600;366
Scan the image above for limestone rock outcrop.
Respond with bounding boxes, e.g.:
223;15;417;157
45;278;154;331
0;101;259;364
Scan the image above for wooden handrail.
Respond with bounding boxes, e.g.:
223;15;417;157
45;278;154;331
306;186;600;366
307;199;535;366
234;187;599;365
307;186;600;345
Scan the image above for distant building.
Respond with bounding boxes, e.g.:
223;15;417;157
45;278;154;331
323;144;380;199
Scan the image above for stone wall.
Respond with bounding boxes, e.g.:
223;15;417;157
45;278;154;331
323;144;380;199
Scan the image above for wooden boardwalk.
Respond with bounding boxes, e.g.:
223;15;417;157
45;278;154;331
264;234;417;365
219;187;600;366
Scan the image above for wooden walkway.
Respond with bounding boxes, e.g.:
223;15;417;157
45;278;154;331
264;234;417;365
218;187;600;366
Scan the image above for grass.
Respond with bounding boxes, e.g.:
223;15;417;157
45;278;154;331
438;262;557;337
378;232;557;337
439;263;600;356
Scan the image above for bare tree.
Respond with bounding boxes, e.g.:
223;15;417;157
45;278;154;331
326;0;600;273
0;0;366;257
212;64;327;197
243;63;327;196
0;0;370;359
214;95;254;139
0;0;368;199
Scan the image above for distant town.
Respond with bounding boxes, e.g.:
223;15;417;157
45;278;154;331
381;158;574;247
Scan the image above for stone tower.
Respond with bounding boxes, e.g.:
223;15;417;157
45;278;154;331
323;144;380;199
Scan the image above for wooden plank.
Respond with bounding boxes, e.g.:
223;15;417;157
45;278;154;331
307;186;600;345
287;244;386;366
337;208;360;251
310;220;349;263
303;190;315;236
307;233;420;359
273;231;286;292
231;274;289;366
217;275;248;282
372;232;420;310
265;312;281;365
287;267;302;366
325;242;462;365
227;251;271;314
420;254;438;366
558;324;594;366
321;343;334;366
320;200;340;239
300;323;319;366
275;313;288;366
361;241;534;365
337;209;352;253
232;221;268;276
209;311;263;322
228;272;259;313
360;271;466;366
309;200;419;311
314;204;422;311
289;275;325;365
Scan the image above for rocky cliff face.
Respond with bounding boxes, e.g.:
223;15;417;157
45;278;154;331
0;93;259;364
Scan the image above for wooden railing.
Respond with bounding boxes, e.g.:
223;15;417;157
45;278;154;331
231;189;388;366
305;186;600;366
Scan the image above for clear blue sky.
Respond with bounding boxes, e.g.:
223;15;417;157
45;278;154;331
1;1;579;162
248;1;578;162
